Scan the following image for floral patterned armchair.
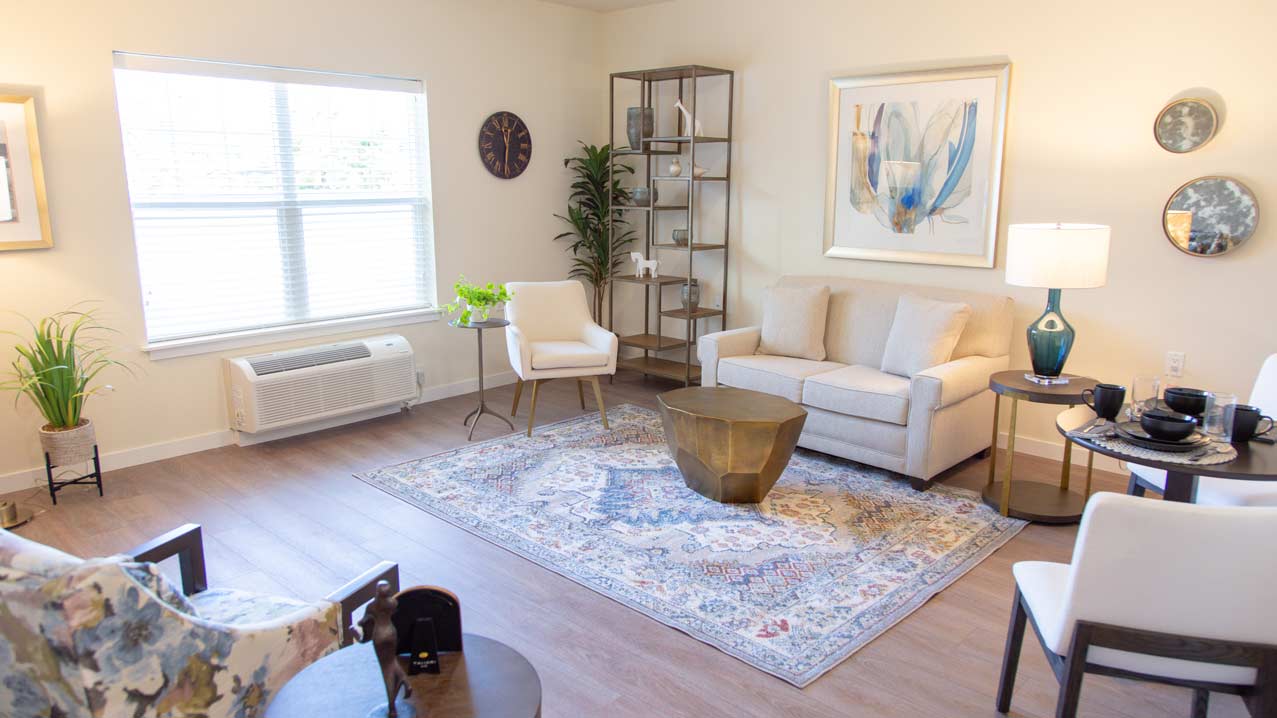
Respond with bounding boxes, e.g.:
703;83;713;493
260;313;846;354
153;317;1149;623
0;523;397;718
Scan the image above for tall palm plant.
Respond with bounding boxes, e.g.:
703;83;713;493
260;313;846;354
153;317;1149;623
555;142;634;323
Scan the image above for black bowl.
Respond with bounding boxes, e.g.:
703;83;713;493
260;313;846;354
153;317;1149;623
1163;387;1209;416
1140;409;1198;442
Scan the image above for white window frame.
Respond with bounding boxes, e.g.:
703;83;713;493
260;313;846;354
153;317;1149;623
113;53;440;359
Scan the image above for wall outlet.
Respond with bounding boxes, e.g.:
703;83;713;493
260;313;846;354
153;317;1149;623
1166;351;1185;378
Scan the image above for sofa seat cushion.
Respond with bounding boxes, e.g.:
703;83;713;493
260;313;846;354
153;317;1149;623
718;355;846;402
803;365;911;425
530;341;609;370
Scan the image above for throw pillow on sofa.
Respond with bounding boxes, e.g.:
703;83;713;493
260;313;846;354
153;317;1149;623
758;285;831;361
881;294;972;377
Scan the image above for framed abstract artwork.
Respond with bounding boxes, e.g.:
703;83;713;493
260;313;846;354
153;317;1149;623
0;95;52;251
823;63;1010;268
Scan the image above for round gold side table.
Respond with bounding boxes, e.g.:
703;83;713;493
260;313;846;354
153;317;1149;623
984;370;1097;524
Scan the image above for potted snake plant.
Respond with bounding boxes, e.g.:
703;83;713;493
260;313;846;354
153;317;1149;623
2;307;127;467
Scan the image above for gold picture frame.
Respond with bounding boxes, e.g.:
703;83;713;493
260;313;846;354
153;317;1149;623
0;94;53;251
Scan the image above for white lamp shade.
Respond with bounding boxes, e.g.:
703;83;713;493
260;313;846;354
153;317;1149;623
1005;223;1110;289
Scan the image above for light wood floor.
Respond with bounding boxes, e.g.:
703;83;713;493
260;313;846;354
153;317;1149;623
4;374;1247;717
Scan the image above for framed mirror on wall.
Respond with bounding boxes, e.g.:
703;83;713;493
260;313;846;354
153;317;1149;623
1163;176;1258;257
0;95;52;251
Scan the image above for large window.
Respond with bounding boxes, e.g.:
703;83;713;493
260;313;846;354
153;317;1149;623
113;53;436;346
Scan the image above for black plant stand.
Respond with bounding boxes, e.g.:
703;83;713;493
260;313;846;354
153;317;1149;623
44;445;104;505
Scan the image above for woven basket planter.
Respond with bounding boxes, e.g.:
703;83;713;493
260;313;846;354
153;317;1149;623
39;418;97;466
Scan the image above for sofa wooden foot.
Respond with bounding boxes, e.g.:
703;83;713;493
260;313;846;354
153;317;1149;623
976;447;992;460
910;477;931;492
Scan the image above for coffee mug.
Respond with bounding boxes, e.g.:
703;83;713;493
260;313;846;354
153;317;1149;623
1228;404;1275;442
1082;383;1126;421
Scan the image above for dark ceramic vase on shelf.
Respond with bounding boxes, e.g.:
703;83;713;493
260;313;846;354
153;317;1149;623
1026;288;1074;382
626;107;653;150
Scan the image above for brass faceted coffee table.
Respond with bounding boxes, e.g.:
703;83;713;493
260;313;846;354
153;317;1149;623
658;387;807;503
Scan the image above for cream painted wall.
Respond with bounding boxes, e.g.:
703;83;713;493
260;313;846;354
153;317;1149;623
0;0;601;480
603;0;1277;451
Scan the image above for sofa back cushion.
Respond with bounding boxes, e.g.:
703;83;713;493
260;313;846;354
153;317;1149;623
758;284;831;361
880;295;972;377
776;275;1013;366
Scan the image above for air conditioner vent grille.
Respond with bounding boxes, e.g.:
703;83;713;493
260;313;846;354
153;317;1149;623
248;343;372;376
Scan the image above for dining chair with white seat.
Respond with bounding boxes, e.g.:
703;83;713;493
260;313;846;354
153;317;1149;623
505;280;618;436
996;492;1277;718
1128;353;1277;506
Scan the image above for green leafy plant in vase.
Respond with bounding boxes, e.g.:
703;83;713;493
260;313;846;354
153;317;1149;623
443;276;512;325
1;306;131;467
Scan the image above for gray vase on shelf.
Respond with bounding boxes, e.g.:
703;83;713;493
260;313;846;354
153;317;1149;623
681;279;700;310
626;107;654;150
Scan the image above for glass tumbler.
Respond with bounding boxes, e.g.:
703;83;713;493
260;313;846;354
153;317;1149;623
1129;375;1162;420
1203;393;1237;442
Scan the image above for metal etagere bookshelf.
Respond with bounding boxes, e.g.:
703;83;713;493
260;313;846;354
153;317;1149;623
607;64;734;386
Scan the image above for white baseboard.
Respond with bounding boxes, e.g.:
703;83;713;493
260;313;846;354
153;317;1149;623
997;431;1125;474
0;370;521;495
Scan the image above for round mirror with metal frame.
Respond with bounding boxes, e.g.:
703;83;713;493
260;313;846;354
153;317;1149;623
1163;176;1259;257
1154;98;1218;153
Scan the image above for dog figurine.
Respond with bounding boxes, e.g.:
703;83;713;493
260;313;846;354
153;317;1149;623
630;252;659;278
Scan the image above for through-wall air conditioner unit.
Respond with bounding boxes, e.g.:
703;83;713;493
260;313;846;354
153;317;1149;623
224;334;417;445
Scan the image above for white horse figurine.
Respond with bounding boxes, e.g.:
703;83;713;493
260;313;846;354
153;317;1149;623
673;99;703;137
630;252;659;278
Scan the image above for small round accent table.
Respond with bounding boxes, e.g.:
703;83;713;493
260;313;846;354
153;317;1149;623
984;370;1098;524
265;634;541;718
451;319;515;441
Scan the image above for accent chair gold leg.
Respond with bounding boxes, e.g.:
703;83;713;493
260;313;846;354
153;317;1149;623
577;379;586;410
1001;397;1019;517
511;378;524;417
526;380;540;437
987;394;1001;488
588;376;608;430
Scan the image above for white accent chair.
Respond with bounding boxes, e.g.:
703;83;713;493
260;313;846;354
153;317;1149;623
997;492;1277;718
697;276;1013;489
1128;353;1277;506
505;280;618;436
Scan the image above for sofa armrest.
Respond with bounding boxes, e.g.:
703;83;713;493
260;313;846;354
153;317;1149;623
911;354;1011;410
128;523;208;596
697;326;761;387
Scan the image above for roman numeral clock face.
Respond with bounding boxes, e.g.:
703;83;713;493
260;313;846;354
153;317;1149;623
478;111;531;179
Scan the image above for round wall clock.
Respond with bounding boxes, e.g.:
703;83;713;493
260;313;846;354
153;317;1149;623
478;111;532;179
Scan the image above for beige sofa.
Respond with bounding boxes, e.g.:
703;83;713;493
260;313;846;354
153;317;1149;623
697;275;1013;489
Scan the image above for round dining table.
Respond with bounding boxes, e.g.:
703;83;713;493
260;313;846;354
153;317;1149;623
1056;406;1277;502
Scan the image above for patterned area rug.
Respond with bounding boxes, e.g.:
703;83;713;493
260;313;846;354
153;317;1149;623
357;404;1024;686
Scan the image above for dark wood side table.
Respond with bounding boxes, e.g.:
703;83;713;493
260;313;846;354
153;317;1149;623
266;634;541;718
984;370;1098;524
451;319;515;441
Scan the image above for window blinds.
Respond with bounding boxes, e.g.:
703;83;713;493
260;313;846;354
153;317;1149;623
113;53;436;343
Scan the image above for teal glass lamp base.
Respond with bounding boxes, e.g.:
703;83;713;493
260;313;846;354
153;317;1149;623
1025;288;1075;385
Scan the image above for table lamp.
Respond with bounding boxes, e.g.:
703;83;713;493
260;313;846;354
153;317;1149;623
1005;223;1110;385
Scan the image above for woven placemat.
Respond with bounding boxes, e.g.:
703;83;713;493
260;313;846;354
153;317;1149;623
1069;428;1237;466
